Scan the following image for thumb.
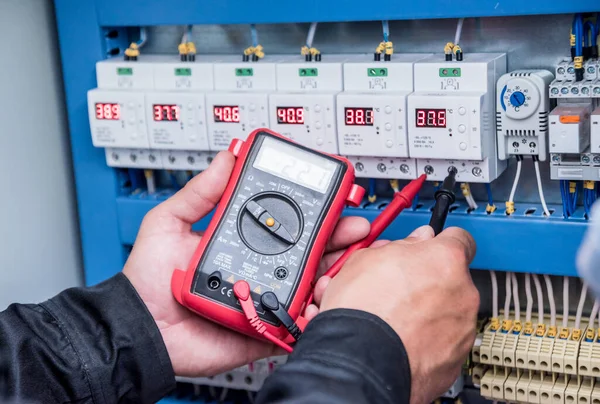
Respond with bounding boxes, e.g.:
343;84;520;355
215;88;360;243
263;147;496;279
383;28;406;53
402;225;435;244
153;151;235;226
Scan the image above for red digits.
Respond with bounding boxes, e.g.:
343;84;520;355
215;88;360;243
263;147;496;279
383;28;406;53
417;110;426;127
154;106;162;121
277;108;286;123
287;108;296;124
232;107;240;123
438;110;446;127
112;104;120;120
297;108;304;124
427;110;436;126
96;104;103;119
104;104;113;120
346;109;354;125
356;109;365;125
173;106;180;121
366;109;374;125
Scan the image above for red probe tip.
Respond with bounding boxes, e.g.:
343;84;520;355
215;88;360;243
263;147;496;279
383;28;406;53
398;174;427;204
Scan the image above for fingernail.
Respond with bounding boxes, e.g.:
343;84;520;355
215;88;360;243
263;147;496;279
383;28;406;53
407;225;435;241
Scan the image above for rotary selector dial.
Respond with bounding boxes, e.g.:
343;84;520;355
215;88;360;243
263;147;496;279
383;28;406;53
501;77;541;120
238;192;303;255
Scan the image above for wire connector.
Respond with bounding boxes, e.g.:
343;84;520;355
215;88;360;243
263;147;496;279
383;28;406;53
584;180;595;190
389;179;400;193
505;201;515;215
444;42;455;61
490;317;500;332
559;327;570;339
501;319;513;333
535;323;546;337
124;43;140;61
486;204;497;214
585;328;596;342
523;321;534;336
368;194;377;203
512;320;523;334
572;328;582;341
547;325;558;338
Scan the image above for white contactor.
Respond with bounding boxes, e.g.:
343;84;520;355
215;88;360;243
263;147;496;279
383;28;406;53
407;53;507;182
496;70;554;160
87;89;149;149
549;104;592;154
206;55;278;150
336;54;429;179
269;55;347;154
145;92;209;151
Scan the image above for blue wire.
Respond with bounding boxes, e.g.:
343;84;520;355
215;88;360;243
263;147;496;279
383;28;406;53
382;20;390;42
570;182;579;215
560;180;569;218
128;169;140;190
584;21;596;47
412;193;420;210
250;24;258;47
575;14;584;57
169;172;179;189
485;183;494;206
137;27;147;47
368;178;376;199
186;25;193;42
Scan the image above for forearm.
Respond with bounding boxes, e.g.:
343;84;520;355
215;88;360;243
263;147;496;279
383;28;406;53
256;309;411;404
0;273;175;403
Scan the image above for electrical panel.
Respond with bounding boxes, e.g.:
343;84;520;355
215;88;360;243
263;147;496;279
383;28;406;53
105;148;162;169
161;150;217;171
496;70;554;160
407;53;508;182
337;54;429;179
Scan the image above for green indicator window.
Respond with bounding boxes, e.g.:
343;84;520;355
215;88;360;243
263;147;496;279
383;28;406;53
299;68;318;77
439;68;461;77
367;68;388;77
236;68;254;77
117;67;133;76
175;68;192;76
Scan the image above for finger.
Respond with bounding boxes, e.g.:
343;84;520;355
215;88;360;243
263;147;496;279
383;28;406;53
303;304;320;322
399;225;435;245
437;226;477;263
313;276;331;306
154;152;235;225
319;239;391;275
325;216;370;253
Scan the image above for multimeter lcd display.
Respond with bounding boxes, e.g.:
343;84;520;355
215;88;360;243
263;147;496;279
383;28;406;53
253;137;337;194
153;104;180;122
345;107;374;126
415;108;447;128
214;106;240;123
95;103;120;120
276;107;305;125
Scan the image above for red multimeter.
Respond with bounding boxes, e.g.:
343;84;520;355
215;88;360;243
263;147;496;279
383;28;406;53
171;129;365;343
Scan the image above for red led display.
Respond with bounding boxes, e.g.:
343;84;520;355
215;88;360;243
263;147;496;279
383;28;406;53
415;108;447;128
214;106;240;123
95;103;121;120
153;104;180;122
345;107;374;126
276;107;305;125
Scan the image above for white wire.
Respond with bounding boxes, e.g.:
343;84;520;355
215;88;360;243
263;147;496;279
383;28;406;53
532;274;544;324
146;171;156;194
512;273;520;322
509;159;522;203
466;193;479;210
589;300;599;329
219;387;229;402
575;281;589;330
544;274;556;326
454;18;465;46
562;277;570;328
490;271;499;319
306;22;318;48
504;272;512;319
534;159;551;217
525;273;533;322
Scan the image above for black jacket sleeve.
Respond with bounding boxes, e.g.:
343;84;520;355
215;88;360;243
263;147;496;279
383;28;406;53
256;309;412;404
0;273;175;404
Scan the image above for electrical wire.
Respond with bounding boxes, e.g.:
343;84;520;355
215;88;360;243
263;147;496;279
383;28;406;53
250;24;259;47
144;170;156;194
511;273;520;322
368;178;377;203
584;21;596;47
382;20;390;42
525;273;533;323
575;14;584;57
137;27;148;48
485;183;494;206
533;158;551;217
575;281;589;330
532;274;544;324
454;18;465;46
218;387;229;403
562;277;569;328
306;22;318;48
589;300;599;329
509;158;522;204
128;169;140;191
412;192;420;210
543;274;556;326
504;272;512;319
490;271;499;319
168;171;179;189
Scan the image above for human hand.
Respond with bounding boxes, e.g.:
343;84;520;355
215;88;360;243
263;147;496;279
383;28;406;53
123;151;370;377
319;225;479;404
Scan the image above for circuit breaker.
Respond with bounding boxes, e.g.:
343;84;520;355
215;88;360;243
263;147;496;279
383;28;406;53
105;148;162;169
145;92;209;150
268;55;346;153
336;54;429;179
96;57;155;90
407;53;507;182
151;55;214;91
496;70;554;160
206;55;278;150
87;89;149;149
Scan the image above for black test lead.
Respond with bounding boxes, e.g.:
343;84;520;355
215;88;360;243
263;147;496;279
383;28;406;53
429;167;457;236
